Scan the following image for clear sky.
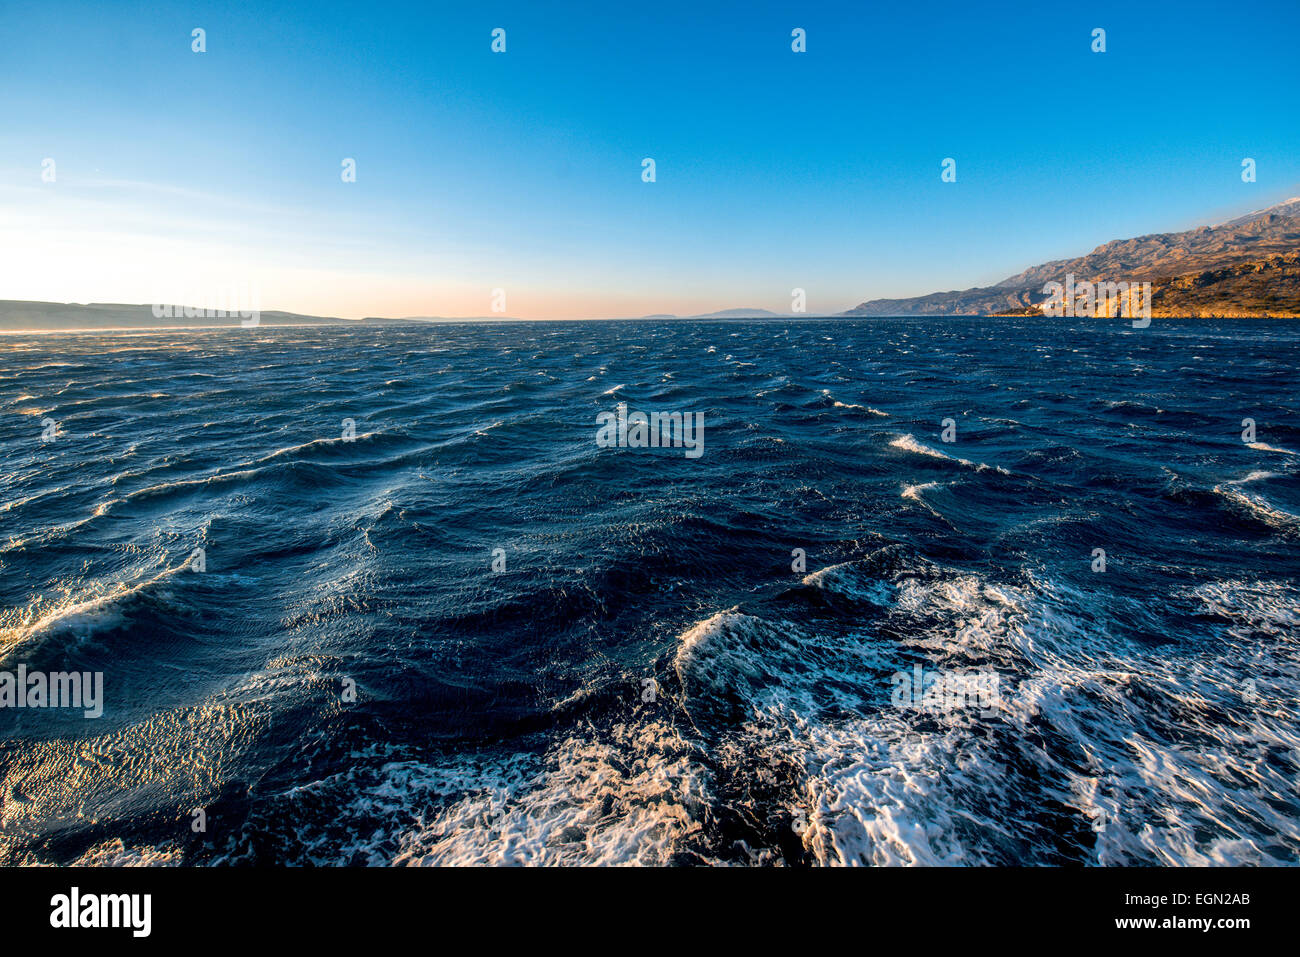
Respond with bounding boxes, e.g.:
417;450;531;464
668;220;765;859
1;0;1297;319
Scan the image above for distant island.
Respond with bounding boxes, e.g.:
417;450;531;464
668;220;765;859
0;302;356;331
4;199;1297;330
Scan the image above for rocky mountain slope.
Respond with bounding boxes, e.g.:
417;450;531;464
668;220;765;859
844;199;1300;317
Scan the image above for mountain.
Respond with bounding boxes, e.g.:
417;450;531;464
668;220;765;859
687;308;784;319
374;315;526;322
843;198;1300;318
627;308;786;320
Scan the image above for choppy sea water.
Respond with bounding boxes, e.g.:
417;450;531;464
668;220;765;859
1;317;1297;866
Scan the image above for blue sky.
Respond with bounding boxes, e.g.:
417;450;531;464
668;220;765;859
1;0;1297;318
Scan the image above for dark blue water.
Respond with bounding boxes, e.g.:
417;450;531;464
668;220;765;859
1;317;1297;865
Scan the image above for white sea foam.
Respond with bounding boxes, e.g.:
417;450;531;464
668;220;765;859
296;721;711;867
801;562;897;605
836;401;889;416
1224;470;1283;485
821;389;888;416
69;840;183;867
220;561;1300;867
900;481;940;502
1247;441;1297;456
889;434;1009;475
671;567;1300;866
0;561;191;655
1213;483;1300;534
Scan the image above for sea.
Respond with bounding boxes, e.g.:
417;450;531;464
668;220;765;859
1;316;1297;865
